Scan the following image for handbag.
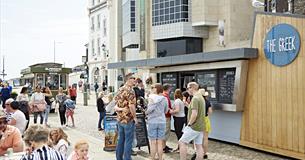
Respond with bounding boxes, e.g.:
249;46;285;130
35;103;46;112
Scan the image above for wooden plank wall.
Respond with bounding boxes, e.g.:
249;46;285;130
240;13;305;160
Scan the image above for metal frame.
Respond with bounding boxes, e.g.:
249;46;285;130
151;60;249;112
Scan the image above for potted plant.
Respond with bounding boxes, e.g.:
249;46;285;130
10;91;18;100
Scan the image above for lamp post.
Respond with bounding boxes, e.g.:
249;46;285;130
82;44;89;106
53;40;63;63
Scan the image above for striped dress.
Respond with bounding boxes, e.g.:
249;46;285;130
20;145;65;160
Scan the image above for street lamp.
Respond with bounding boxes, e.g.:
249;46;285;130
53;40;63;63
82;43;89;106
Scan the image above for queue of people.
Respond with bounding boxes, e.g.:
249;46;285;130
109;73;213;160
0;76;212;160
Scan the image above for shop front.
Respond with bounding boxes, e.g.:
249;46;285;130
240;12;305;159
108;12;305;160
20;63;72;93
109;48;257;144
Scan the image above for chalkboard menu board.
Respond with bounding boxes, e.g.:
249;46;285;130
197;71;217;102
218;69;235;103
161;73;177;99
135;114;150;149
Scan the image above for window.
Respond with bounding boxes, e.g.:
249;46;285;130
60;74;67;90
97;14;100;29
91;17;95;31
103;18;107;36
46;74;59;90
130;0;136;32
157;37;202;57
92;39;95;56
92;0;95;6
97;38;101;55
152;0;189;26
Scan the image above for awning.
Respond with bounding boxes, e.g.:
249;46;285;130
107;48;258;69
21;74;35;79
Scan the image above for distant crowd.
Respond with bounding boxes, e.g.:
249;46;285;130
0;83;92;159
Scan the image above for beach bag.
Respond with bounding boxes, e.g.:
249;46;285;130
32;103;46;112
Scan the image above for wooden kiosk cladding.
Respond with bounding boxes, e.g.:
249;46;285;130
240;12;305;159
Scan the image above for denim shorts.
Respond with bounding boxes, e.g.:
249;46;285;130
147;123;166;140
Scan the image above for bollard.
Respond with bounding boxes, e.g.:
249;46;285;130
83;91;88;106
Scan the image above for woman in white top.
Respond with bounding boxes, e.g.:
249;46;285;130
49;128;70;158
169;89;185;152
6;99;27;134
16;87;30;129
30;86;46;124
105;93;116;115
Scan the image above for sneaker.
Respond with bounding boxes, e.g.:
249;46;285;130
163;147;171;153
203;154;208;159
191;153;196;160
165;145;173;151
98;128;103;131
131;150;137;156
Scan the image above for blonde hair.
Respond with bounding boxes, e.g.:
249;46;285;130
74;139;89;150
107;93;113;102
58;87;64;93
98;92;104;98
187;82;199;90
49;128;70;145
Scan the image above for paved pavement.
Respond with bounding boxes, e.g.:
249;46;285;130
39;91;292;160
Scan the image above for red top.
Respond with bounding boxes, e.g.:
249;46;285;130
163;92;172;118
69;88;77;97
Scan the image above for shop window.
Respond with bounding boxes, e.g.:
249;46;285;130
36;74;44;87
60;74;67;90
157;37;202;57
46;74;59;90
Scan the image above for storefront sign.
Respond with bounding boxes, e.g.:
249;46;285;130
45;68;62;72
103;115;118;151
264;23;300;66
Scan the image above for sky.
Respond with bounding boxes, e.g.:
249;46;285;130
0;0;88;79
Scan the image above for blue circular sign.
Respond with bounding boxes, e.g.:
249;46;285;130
264;23;300;66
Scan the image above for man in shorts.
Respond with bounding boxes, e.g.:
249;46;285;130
179;82;205;160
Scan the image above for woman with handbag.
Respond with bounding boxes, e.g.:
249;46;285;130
56;87;67;127
30;86;46;124
42;87;53;127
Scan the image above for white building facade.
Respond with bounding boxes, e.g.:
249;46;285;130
88;0;110;88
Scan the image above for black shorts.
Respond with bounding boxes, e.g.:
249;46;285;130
71;96;76;101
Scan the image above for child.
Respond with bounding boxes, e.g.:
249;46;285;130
67;140;90;160
64;96;76;127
